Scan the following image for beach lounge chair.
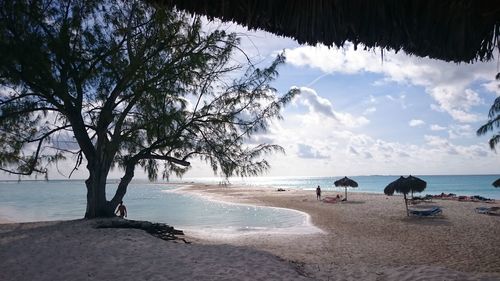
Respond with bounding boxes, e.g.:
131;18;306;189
322;197;338;203
475;206;500;215
471;195;495;203
409;206;442;217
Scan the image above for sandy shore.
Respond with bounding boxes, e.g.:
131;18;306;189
181;184;500;280
0;219;309;281
1;183;499;280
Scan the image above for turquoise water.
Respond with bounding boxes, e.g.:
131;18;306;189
179;174;500;199
0;180;314;235
1;175;498;235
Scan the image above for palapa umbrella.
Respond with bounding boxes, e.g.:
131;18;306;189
493;178;500;188
384;175;427;216
334;176;358;201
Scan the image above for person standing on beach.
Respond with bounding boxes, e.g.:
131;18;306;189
115;201;127;218
316;186;321;200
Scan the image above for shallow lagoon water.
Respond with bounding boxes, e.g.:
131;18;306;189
0;180;318;235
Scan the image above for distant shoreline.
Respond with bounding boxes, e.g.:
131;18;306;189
0;173;499;182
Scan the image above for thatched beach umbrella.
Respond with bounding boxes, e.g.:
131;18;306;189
493;178;500;187
384;175;427;216
334;176;358;201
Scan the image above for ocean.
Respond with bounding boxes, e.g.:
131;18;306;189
179;174;500;199
0;175;498;235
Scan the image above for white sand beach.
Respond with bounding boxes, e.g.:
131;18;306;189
1;183;499;281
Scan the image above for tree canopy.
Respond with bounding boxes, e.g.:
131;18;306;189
0;0;296;217
477;74;500;150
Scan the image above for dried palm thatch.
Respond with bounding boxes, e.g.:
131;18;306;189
334;176;358;200
384;175;427;216
493;178;500;187
153;0;500;63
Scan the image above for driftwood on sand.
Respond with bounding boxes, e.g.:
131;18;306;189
95;218;190;243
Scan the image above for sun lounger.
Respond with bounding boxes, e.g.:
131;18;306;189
322;197;338;203
411;195;433;204
475;206;500;215
471;195;495;203
409;207;442;217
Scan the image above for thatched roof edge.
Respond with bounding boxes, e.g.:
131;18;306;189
155;0;500;63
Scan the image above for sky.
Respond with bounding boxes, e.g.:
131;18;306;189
178;20;500;178
2;18;499;180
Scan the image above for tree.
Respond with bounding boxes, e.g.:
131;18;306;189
477;73;500;150
0;0;297;218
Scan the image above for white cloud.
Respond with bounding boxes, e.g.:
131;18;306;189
482;80;500;96
447;124;473;139
430;124;447;131
385;94;408;109
293;86;370;128
424;135;449;147
363;107;376;115
285;44;496;123
409;119;425;127
428;88;482;122
297;143;329;159
295;86;336;118
349;146;359;155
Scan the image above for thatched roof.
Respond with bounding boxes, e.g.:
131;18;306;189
493;178;500;187
334;176;358;188
155;0;500;63
384;175;427;195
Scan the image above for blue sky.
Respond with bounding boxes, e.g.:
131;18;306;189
180;20;500;178
2;19;498;180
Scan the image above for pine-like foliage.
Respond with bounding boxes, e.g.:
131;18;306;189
0;0;297;215
477;73;500;150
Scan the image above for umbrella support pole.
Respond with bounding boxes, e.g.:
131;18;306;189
345;187;347;201
404;193;409;216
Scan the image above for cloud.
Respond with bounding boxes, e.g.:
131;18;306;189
349;146;359;155
399;152;410;157
293;86;370;128
482;80;500;96
385;94;407;109
430;124;447;131
285;44;496;123
409;119;425;127
295;86;336;118
297;143;329;159
424;135;449;147
428;88;482;122
363;107;376;115
246;135;275;144
447;124;473;139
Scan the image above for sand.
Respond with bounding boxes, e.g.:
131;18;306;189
1;183;499;281
0;219;309;281
181;184;500;280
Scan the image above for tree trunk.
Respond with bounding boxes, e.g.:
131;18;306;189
84;176;114;218
110;163;135;208
84;161;115;218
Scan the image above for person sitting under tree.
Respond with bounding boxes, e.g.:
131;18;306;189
115;201;127;218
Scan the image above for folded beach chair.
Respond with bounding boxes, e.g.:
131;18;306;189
409;207;442;217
